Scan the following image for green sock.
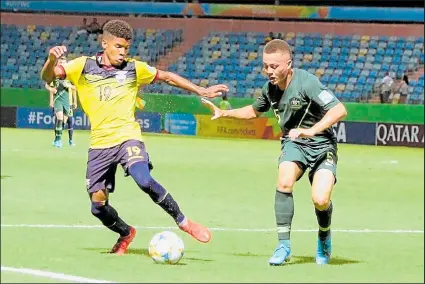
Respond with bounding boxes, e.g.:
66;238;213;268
275;190;294;241
55;119;63;142
315;201;333;241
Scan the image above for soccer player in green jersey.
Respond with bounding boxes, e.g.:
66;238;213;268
218;94;232;110
202;39;347;265
45;56;78;147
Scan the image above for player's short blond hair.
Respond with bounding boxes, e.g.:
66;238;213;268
263;39;292;59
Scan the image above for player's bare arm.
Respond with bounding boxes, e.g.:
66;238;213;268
156;70;229;98
72;89;78;109
288;102;347;140
40;46;67;83
62;81;78;109
44;82;56;108
201;98;261;120
48;88;54;108
44;82;57;94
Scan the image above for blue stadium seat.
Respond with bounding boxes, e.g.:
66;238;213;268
2;25;423;104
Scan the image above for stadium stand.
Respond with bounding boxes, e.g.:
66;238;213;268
1;24;423;104
0;24;183;89
161;32;424;104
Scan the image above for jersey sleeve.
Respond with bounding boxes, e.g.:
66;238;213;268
135;61;158;86
59;56;86;86
303;74;340;111
252;83;271;113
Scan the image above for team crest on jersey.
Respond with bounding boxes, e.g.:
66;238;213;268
289;97;302;110
115;71;128;84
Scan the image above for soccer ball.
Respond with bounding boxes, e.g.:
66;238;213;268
148;231;184;264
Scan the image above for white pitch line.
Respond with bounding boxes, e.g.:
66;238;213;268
1;266;114;283
1;224;423;234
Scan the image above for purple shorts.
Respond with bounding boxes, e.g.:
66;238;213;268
85;140;149;193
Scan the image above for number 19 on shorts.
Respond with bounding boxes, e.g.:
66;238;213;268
126;146;141;157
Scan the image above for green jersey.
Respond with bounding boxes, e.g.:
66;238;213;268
252;68;340;144
51;79;72;104
219;100;232;110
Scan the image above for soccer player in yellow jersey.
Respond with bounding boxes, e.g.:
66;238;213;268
41;20;228;255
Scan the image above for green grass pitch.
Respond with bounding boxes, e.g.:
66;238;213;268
1;128;424;283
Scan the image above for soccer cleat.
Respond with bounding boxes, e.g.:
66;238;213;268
53;140;62;148
69;140;76;146
178;219;212;243
110;226;137;255
315;234;332;265
269;240;291;265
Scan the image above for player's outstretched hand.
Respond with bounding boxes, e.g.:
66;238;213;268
200;84;229;98
201;98;224;120
48;46;67;61
288;128;315;140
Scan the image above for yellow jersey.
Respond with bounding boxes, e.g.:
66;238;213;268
60;53;157;149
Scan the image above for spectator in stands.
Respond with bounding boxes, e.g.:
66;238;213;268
87;18;101;34
218;94;232;110
403;71;409;86
277;33;284;40
264;32;275;44
393;74;409;104
379;72;394;104
97;20;108;44
77;18;88;35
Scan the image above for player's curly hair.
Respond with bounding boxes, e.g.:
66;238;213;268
102;19;133;40
263;39;292;58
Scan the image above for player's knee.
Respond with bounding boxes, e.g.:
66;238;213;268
91;200;106;216
128;162;166;202
90;190;108;216
312;195;330;209
129;164;155;190
277;178;295;193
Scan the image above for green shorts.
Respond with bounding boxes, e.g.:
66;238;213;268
278;139;338;184
54;100;72;117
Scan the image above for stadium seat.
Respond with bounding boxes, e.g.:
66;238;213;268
1;23;183;91
1;24;423;104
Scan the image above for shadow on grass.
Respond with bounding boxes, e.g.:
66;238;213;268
230;252;361;266
83;247;214;264
284;255;362;266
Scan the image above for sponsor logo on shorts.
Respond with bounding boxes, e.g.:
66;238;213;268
128;155;144;161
